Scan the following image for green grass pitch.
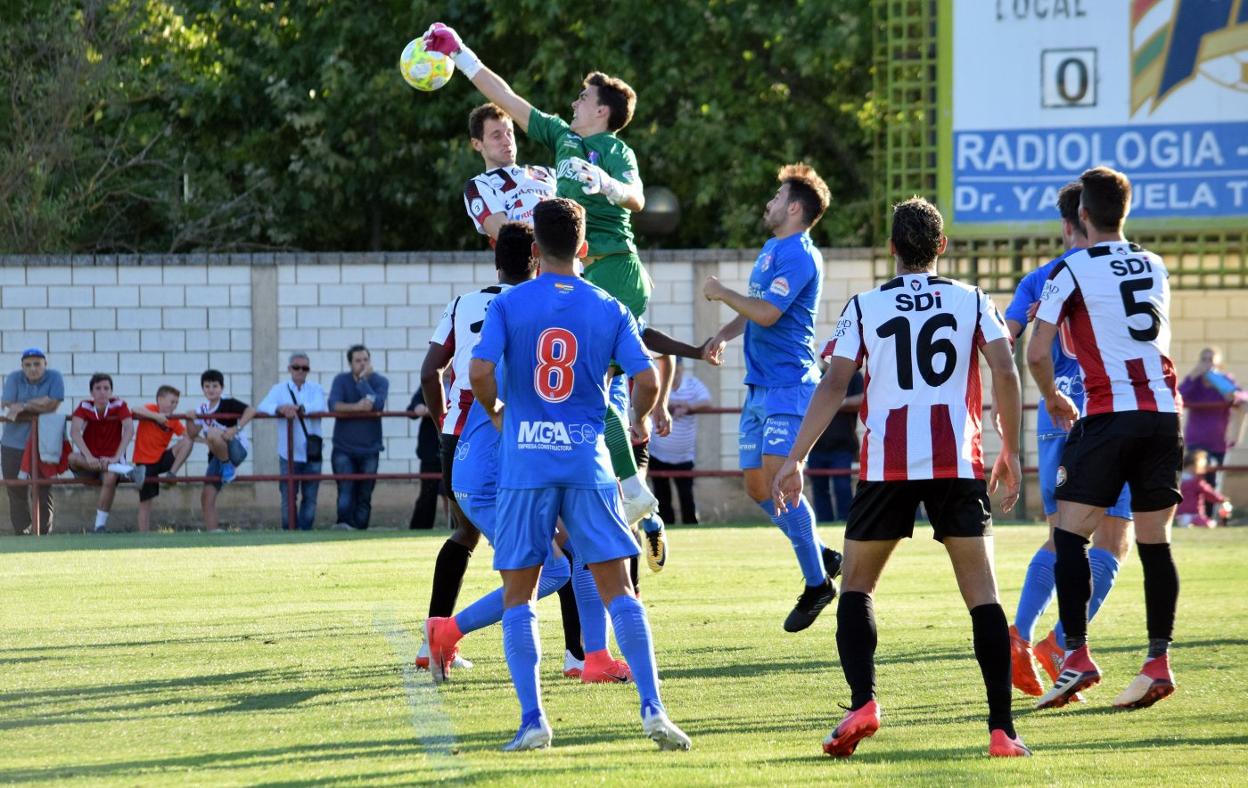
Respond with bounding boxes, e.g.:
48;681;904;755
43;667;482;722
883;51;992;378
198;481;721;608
3;524;1246;785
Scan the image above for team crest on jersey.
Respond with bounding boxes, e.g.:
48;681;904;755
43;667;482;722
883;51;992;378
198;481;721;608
469;197;485;217
910;278;922;291
1055;465;1068;487
769;277;790;298
759;253;773;272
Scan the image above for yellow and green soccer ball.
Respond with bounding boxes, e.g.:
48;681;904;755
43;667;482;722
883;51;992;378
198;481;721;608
399;38;455;92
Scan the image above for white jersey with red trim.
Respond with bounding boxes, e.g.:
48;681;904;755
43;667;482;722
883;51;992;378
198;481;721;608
430;284;513;435
463;165;556;235
1035;240;1177;416
823;273;1011;482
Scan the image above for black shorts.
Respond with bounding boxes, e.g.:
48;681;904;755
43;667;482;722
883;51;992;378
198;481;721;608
438;434;457;498
845;478;992;542
138;450;177;502
1055;411;1183;512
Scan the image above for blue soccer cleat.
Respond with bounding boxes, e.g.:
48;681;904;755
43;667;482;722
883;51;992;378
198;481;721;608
502;716;553;751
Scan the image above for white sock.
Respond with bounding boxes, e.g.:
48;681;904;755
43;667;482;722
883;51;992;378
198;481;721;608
620;475;644;498
95;510;109;529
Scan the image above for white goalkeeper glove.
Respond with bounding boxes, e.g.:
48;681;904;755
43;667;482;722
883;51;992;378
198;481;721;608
567;156;628;206
422;22;483;79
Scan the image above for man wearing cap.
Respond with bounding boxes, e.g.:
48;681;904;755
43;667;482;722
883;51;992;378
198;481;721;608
1;349;66;534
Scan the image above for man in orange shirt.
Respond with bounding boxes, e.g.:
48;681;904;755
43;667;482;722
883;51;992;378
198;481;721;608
132;385;200;532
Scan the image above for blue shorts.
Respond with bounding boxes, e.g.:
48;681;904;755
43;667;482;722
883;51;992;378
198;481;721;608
738;383;815;470
493;486;639;571
455;491;497;543
608;374;630;416
1038;432;1131;519
206;438;248;490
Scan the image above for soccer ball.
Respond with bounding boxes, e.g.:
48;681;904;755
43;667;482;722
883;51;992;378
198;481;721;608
399;38;455;92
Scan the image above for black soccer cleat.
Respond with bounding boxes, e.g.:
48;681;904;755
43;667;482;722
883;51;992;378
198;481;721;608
822;547;843;581
784;577;837;633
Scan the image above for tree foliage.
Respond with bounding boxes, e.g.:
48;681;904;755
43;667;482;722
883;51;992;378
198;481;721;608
1;0;876;253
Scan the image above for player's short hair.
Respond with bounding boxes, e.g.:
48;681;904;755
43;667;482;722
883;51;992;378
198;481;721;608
156;385;180;399
495;222;537;280
346;344;370;364
201;369;224;387
89;373;113;391
777;163;831;227
533;198;585;262
468;103;510;140
1079;166;1132;233
890;197;945;271
1057;181;1083;231
584;72;636;132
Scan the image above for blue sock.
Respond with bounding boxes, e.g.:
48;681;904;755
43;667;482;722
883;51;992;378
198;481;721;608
757;498;778;527
1054;547;1120;650
607;594;663;718
538;549;572;598
572;558;609;652
773;497;825;586
454;589;504;636
1014;548;1056;643
501;603;543;724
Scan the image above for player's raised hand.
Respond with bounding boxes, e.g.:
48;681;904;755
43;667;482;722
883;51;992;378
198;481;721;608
1044;390;1079;432
566;157;626;205
422;22;463;55
989;451;1022;513
772;458;806;514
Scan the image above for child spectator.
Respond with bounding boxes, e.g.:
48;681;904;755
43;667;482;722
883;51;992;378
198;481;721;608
195;369;256;532
67;374;139;533
1176;450;1233;528
132;385;200;532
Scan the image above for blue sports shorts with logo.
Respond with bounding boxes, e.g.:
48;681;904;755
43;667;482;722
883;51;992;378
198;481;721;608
738;382;816;470
1038;432;1132;519
455;491;497;542
493;486;639;570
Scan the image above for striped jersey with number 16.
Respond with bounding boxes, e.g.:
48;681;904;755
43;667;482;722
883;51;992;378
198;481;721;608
429;285;512;436
1034;240;1178;415
823;274;1011;482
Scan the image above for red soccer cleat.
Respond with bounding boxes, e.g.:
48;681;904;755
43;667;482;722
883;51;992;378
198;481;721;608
1033;630;1063;683
1035;644;1100;709
822;700;881;758
1009;625;1045;697
1113;653;1176;709
424;617;464;684
580;650;633;684
989;729;1032;757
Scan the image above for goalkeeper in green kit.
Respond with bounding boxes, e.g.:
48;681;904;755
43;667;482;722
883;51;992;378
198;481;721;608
424;23;673;571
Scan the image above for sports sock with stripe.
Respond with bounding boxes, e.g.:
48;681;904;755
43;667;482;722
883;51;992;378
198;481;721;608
571;557;609;652
501;603;544;725
836;591;877;710
428;539;473;617
773;497;826;586
1137;541;1179;654
604;403;640;484
1054;546;1119;649
607;594;663;717
971;603;1016;738
1013;547;1056;643
1052;528;1092;650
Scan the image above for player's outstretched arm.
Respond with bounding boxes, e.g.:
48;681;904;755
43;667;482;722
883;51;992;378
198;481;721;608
982;337;1022;513
1026;319;1078;431
641;327;721;365
773;357;856;512
424;23;534;132
703;276;782;327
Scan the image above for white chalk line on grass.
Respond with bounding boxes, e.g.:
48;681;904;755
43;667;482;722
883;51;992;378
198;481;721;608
372;607;464;780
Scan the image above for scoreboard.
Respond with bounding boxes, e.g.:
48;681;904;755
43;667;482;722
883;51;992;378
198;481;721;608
940;0;1248;233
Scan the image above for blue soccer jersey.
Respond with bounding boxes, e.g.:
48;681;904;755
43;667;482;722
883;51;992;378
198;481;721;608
743;231;822;387
1005;250;1084;436
472;272;654;489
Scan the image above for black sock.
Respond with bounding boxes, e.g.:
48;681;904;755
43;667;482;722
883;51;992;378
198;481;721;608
428;539;473;618
630;553;640;596
970;603;1015;738
836;591;876;710
557;556;584;660
1137;542;1179;651
633;440;649;470
1053;528;1091;650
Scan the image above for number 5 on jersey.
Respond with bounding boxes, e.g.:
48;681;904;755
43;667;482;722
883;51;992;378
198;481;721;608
535;327;578;403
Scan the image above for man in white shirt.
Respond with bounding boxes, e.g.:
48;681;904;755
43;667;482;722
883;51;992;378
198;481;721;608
258;353;327;531
648;361;712;524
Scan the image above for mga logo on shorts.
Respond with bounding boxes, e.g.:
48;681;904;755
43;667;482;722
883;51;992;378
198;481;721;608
1055;465;1067;487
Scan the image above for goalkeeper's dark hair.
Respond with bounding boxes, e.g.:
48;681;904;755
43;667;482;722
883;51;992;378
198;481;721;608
468;103;510;140
777;163;831;227
1057;181;1083;228
1079;166;1132;233
495;222;537;282
584;72;636;132
533;198;585;263
890;197;944;271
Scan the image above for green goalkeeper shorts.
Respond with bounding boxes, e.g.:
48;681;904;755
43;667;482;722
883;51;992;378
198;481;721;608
583;252;651;319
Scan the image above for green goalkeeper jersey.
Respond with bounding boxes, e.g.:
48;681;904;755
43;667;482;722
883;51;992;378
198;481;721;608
528;109;639;258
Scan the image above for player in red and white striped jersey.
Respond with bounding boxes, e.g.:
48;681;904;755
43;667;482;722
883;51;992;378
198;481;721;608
462;104;556;242
1027;167;1182;712
774;197;1029;759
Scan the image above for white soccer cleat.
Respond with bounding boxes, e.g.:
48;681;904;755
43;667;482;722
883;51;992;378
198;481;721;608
642;708;692;751
502;716;553;751
563;650;585;678
415;642;473;672
452;653;474;670
622;484;659;526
